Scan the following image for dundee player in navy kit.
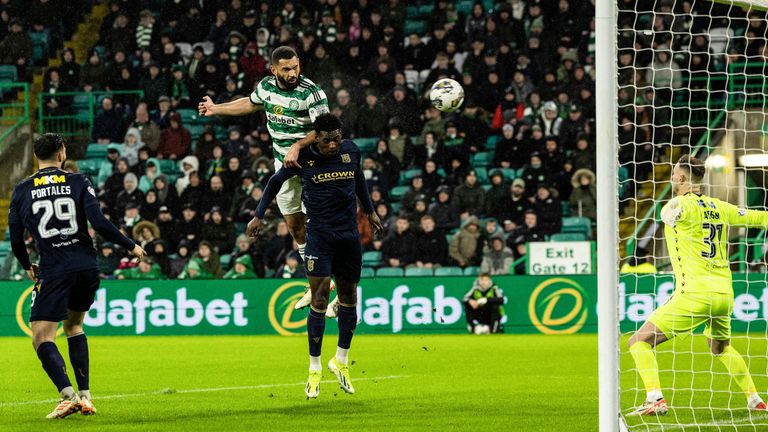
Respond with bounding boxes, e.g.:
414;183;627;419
247;114;382;398
8;134;146;418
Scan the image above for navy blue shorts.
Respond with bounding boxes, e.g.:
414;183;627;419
304;229;362;282
30;269;100;322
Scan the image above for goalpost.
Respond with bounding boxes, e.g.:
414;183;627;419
599;0;768;430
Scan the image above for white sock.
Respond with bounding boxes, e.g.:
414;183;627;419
336;347;349;365
749;392;764;408
647;389;664;402
309;355;322;371
60;386;76;400
78;389;91;400
298;243;306;262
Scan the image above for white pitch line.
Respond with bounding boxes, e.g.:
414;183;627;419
0;375;410;408
642;414;768;431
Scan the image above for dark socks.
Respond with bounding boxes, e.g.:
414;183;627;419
36;342;72;392
67;333;89;391
337;306;357;349
307;309;326;357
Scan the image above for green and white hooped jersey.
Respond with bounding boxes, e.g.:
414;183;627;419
249;75;329;162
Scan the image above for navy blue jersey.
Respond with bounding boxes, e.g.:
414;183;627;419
256;139;374;232
8;167;135;278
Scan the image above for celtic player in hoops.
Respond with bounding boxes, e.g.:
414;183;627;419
627;155;768;416
199;46;340;315
247;114;382;398
9;134;146;418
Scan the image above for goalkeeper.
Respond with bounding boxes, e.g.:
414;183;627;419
628;155;768;416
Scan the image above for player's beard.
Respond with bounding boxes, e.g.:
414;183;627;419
277;74;299;90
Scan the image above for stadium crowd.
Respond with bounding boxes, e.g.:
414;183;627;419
2;0;599;280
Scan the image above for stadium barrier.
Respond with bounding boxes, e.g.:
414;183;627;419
1;274;763;336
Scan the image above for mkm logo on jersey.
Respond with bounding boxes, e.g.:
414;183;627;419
268;281;309;335
33;174;66;187
528;277;590;335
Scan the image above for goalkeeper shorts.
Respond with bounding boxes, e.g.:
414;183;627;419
649;291;733;341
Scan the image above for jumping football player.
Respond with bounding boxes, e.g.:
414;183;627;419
9;134;146;418
199;45;341;315
247;114;382;398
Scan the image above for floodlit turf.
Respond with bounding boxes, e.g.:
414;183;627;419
0;334;597;432
621;333;768;431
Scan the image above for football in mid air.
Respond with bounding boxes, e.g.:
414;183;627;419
429;78;465;113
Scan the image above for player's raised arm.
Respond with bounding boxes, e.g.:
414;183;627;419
724;201;768;227
198;96;260;117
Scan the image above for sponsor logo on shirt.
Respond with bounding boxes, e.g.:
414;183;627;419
33;174;66;186
266;113;296;125
311;170;355;183
273;105;284;115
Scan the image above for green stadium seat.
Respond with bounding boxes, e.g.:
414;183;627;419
471;151;494;168
85;144;108;159
187;124;206;141
360;267;375;278
435;266;463;276
404;20;426;35
474;167;489;184
499;168;515;182
399;168;423;185
561;217;592;238
561;201;572;217
463;266;480;276
485;135;500;150
355;137;378;154
391;202;401;214
550;232;587;242
406;5;419;17
176;109;198;123
418;4;434;16
405;267;433;277
220;254;231;270
456;0;474;14
157;159;178;174
77;158;102;176
0;65;18;82
376;267;404;277
482;185;491;191
390;185;409;200
0;242;11;253
362;251;382;267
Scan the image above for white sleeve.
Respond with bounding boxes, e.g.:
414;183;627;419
660;197;683;227
249;83;263;105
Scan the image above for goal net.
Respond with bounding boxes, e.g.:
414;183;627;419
614;0;768;430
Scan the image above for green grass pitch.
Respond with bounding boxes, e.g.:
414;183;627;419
0;334;597;431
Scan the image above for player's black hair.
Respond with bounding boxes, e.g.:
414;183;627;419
33;133;64;161
314;113;342;133
271;46;298;64
677;154;705;183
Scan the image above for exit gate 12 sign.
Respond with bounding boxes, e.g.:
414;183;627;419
527;241;593;275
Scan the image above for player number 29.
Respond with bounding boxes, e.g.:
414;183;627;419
701;222;723;259
32;198;78;239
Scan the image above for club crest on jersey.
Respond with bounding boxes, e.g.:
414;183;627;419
307;160;314;166
739;208;747;216
341;154;351;163
33;174;66;186
289;100;299;110
307;259;315;272
273;105;284;115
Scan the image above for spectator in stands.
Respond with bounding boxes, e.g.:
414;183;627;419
121;202;142;230
131;103;161;153
570;136;596;172
356;90;388;138
155;206;179;249
92;96;125;144
421;159;444;195
158;112;192;160
141;63;169;110
401;176;430;213
96;242;119;279
559;104;588;150
493;124;525;170
414;214;447;268
480;232;515;276
42;68;72;118
204;144;226;180
58;48;79;89
180;241;223;279
382;216;417;268
372;139;401;189
96;144;122;188
385;124;414;169
280;250;306;279
169;240;191;279
152;176;180;216
224;126;248;161
136;9;158;52
429;185;460;232
140;189;160;222
180;171;206;213
261;220;291;271
116;257;165;280
384;85;421;136
224;254;257;279
415;132;446;168
203;206;235;254
449;215;482;268
509;209;545;249
218;156;242;192
132;220;161;250
80;49;106;91
201;176;232;215
121;127;144;167
103;157;130;207
483;170;508;217
178;203;204;248
520;153;550;195
138;158;162;192
169;64;191;109
453;170;486;216
495;178;532;227
536;101;562;137
195;128;219;163
570;168;597;221
115;173;144;217
0;19;32;81
533;185;562;236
